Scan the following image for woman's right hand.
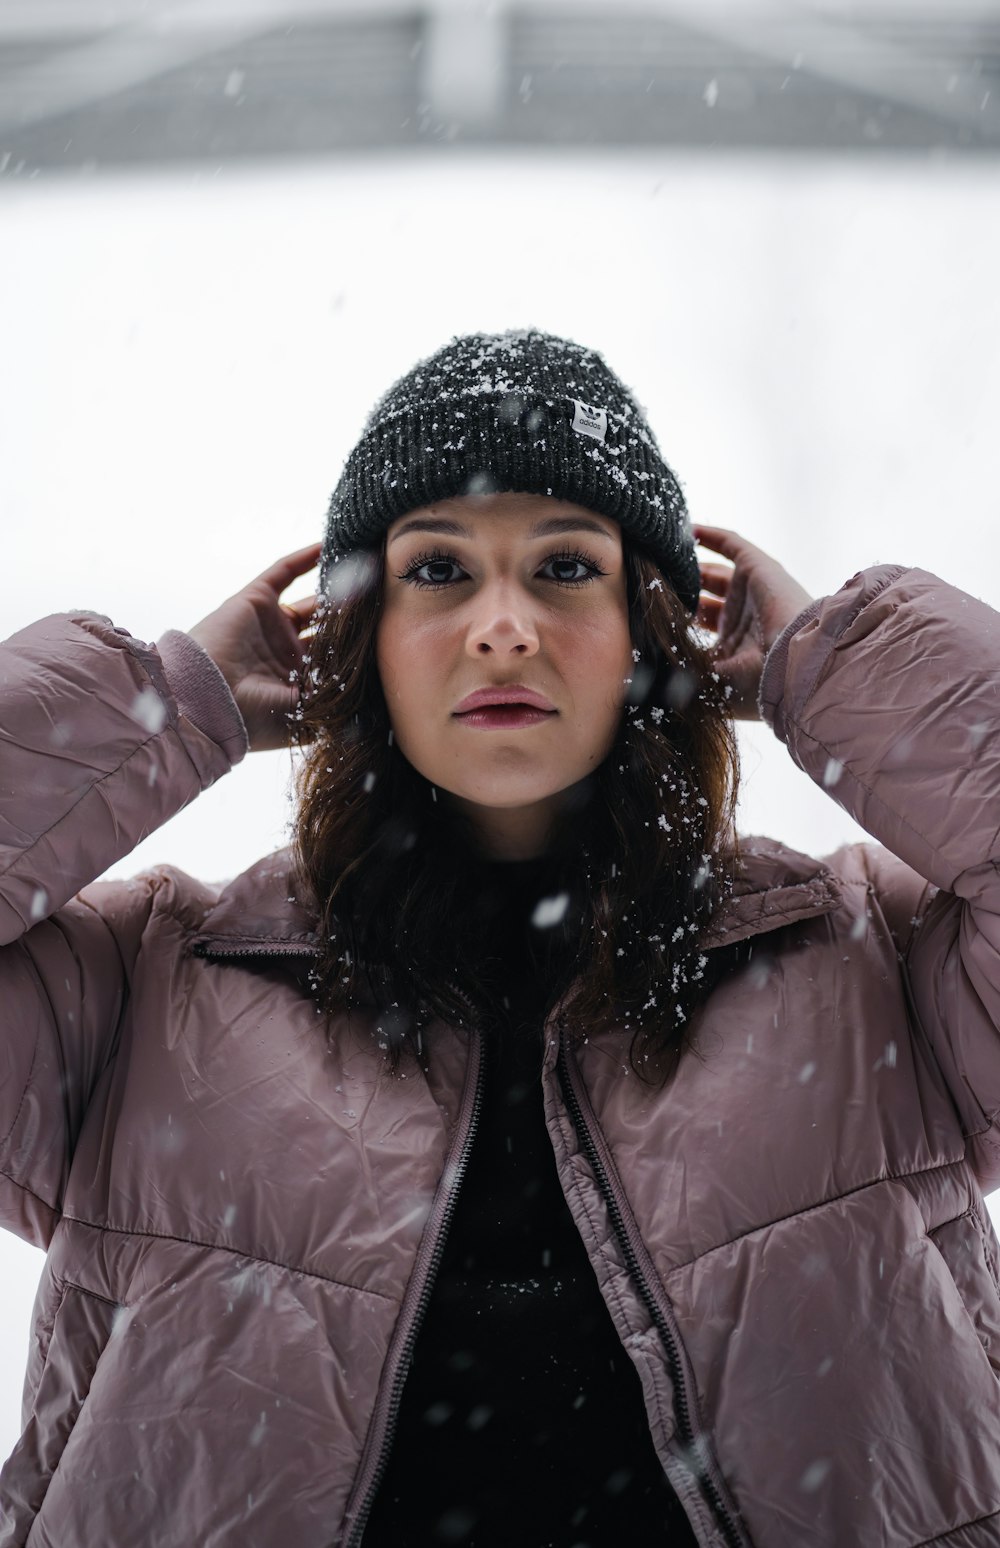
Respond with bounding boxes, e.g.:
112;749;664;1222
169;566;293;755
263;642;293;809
692;524;814;720
187;542;321;751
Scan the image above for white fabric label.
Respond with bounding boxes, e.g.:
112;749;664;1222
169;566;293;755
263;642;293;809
571;399;608;442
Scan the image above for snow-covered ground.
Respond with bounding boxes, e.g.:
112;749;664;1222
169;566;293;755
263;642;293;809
1;148;999;1458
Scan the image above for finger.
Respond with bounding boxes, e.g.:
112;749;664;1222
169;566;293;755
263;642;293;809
692;524;756;562
697;561;735;594
698;580;727;600
716;564;751;641
282;594;319;628
267;596;319;666
257;541;324;595
697;596;725;630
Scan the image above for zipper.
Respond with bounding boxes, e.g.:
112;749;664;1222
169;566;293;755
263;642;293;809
191;938;318;960
556;1033;748;1548
341;1021;485;1548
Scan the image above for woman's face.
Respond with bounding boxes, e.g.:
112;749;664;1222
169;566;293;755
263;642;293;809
376;492;633;858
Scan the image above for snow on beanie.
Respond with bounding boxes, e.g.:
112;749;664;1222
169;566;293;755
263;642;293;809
320;328;701;613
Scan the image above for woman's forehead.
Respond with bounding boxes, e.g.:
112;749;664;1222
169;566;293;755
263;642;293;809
385;493;622;547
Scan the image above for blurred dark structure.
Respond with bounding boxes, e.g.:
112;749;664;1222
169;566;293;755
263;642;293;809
1;0;998;174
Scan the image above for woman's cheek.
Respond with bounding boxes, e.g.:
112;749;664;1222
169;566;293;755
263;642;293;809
375;611;416;708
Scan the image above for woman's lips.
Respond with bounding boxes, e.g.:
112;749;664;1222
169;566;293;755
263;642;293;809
453;704;557;730
451;685;557;727
453;685;556;713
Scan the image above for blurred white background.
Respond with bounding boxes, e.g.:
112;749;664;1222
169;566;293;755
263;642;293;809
2;0;1000;1471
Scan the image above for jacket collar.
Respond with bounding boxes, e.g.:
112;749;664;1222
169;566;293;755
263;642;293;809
699;835;841;950
189;838;841;962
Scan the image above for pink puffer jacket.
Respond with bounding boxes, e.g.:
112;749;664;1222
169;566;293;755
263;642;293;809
2;563;1000;1547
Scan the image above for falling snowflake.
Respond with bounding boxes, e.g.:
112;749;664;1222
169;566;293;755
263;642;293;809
532;893;569;929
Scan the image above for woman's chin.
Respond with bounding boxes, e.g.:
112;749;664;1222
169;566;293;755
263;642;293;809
445;785;563;815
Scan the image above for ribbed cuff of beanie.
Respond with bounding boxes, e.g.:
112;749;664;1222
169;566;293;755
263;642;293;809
157;629;249;765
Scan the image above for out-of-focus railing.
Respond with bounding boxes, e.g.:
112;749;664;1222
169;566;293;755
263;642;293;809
0;0;998;174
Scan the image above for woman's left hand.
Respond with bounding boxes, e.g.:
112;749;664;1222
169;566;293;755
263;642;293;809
187;542;321;752
692;524;815;721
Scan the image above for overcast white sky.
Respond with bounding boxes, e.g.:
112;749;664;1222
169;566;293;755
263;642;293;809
1;147;1000;1458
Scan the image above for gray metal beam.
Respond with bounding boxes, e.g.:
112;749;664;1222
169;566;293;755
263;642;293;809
0;0;996;160
650;0;1000;140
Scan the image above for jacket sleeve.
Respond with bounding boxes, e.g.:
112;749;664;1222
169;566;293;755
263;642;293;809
759;564;1000;1189
0;612;247;1245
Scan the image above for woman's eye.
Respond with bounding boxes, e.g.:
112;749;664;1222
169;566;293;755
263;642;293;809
397;550;606;590
398;555;466;588
541;555;602;585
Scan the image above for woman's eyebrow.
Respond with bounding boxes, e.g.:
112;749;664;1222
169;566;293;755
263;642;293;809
388;515;616;544
529;516;617;541
388;518;469;543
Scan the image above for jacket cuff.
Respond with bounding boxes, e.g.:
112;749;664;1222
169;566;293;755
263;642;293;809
156;630;249;765
758;598;825;738
758;565;909;744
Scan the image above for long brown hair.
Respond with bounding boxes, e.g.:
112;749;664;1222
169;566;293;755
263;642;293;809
291;541;742;1077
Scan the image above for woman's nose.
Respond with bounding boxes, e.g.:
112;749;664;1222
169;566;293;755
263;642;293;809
466;589;540;657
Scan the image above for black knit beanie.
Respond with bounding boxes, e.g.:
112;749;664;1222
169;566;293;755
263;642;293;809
321;329;701;613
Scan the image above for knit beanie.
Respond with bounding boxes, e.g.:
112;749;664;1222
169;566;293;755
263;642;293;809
321;329;701;613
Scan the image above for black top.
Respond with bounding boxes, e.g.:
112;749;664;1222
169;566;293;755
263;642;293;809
363;859;698;1548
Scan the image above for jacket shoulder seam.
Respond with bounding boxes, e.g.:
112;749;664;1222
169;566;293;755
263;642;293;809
0;1163;62;1224
0;724;199;896
60;1214;400;1304
666;1156;967;1275
914;1505;1000;1547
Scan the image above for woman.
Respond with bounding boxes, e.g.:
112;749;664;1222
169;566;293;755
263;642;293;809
2;329;999;1548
